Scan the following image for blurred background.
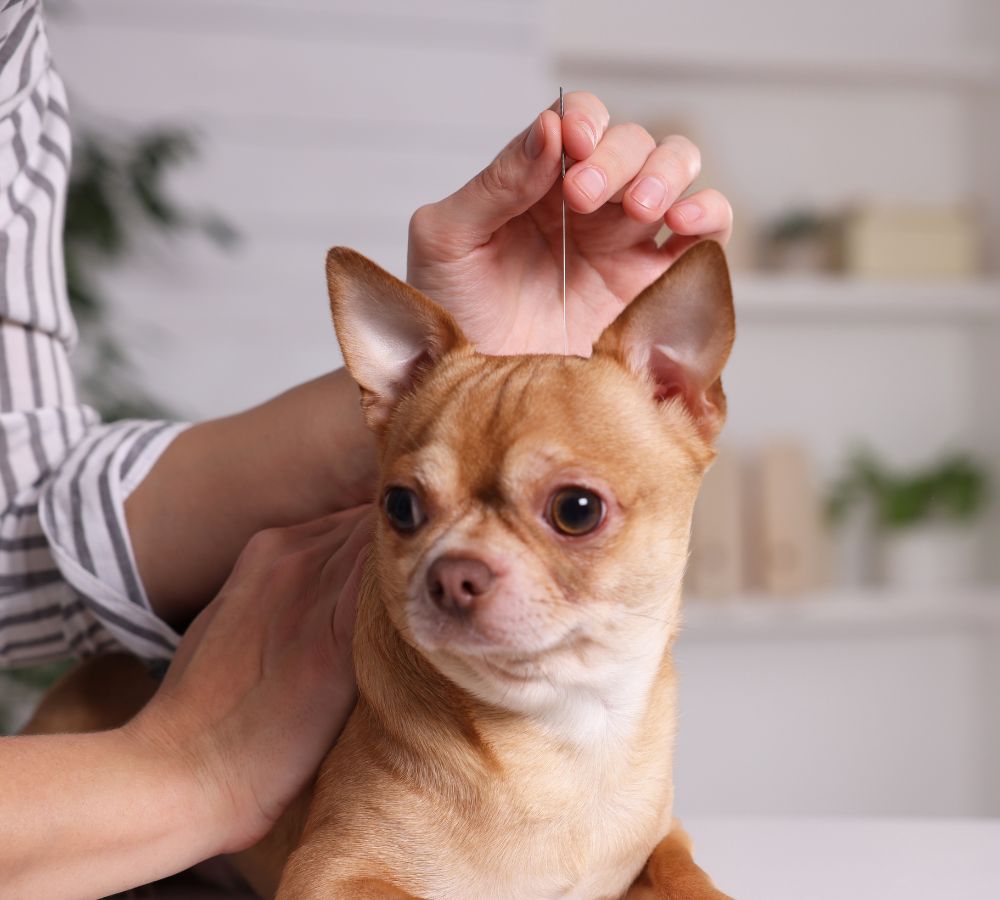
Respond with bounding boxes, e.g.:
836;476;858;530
4;0;998;826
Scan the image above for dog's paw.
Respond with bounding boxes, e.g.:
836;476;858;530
625;824;732;900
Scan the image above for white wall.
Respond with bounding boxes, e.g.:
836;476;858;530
549;0;984;227
674;621;1000;817
549;0;982;59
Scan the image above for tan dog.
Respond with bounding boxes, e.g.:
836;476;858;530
274;241;734;898
26;240;734;899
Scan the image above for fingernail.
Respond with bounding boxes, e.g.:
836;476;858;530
574;166;606;202
524;115;544;160
577;120;597;151
673;202;702;224
630;176;667;210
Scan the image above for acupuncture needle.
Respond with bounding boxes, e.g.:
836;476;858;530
559;86;568;356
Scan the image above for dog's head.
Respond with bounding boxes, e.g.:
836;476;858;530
327;244;734;725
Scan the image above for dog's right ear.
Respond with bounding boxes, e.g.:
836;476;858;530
326;248;466;430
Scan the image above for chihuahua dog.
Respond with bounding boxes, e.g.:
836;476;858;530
25;240;734;899
273;241;734;898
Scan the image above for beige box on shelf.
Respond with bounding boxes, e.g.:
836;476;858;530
687;449;745;598
753;442;826;596
843;205;979;279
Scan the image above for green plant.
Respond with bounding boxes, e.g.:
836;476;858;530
765;209;833;243
827;449;990;530
66;124;237;420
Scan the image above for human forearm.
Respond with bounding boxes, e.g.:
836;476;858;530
126;368;375;624
0;728;225;900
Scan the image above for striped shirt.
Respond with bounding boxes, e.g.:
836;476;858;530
1;0;183;667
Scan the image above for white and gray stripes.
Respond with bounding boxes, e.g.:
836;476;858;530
0;0;74;343
37;419;187;661
0;0;185;667
0;378;186;667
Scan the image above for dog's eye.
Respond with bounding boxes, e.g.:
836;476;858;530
548;487;604;537
384;487;426;534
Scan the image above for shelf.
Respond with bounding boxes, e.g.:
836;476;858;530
681;587;1000;640
731;276;1000;324
556;47;1000;90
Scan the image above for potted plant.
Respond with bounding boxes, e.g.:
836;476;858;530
759;208;842;273
827;450;990;591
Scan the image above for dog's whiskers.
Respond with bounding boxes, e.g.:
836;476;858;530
615;609;674;627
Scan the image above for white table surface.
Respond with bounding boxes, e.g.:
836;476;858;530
686;816;1000;900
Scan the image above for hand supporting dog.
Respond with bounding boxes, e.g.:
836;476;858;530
14;509;370;899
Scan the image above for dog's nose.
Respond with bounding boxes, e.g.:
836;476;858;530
426;556;495;616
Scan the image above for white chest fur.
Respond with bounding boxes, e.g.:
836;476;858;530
440;626;677;897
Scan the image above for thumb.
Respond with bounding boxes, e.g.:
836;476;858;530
409;109;563;259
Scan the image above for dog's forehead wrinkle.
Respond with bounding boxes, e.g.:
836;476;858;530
486;356;535;430
386;355;529;489
387;352;485;455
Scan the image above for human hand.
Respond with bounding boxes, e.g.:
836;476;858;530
407;92;733;356
125;506;373;853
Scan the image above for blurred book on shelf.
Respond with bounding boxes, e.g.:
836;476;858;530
687;442;829;601
687;450;746;598
754;442;828;595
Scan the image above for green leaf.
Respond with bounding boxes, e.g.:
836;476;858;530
63;116;237;421
827;448;990;530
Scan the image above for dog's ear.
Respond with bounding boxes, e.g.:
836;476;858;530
326;247;466;430
593;240;735;442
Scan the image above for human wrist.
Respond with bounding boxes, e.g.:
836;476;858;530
119;707;239;857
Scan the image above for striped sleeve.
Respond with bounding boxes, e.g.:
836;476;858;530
0;504;120;666
35;420;188;663
0;1;183;667
0;1;194;668
0;0;76;344
0;397;97;666
0;407;188;667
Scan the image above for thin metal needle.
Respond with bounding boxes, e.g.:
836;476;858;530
559;86;568;355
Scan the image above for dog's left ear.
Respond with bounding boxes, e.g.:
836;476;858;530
594;240;735;442
326;247;466;430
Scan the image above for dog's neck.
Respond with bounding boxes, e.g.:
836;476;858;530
353;560;681;803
